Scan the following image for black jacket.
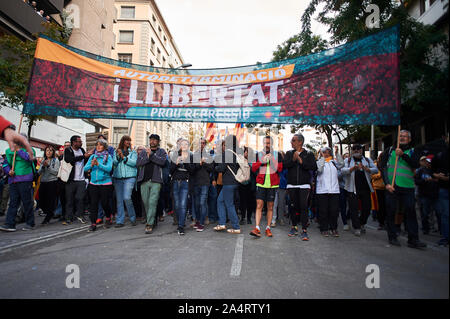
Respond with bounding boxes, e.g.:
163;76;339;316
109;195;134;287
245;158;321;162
170;153;195;181
283;149;317;186
214;149;240;186
193;150;214;186
415;167;439;199
63;147;87;182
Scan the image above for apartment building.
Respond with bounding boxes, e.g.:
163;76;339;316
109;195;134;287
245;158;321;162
110;0;200;151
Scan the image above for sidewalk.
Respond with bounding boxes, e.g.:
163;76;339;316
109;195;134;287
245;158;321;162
0;212;88;253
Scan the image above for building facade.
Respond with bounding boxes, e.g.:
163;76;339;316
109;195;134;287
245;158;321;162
109;0;199;151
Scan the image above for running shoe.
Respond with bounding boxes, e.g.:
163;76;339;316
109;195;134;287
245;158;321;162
250;227;261;238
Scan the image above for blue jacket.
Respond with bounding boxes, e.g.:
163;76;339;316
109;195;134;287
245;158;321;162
84;153;113;185
112;149;137;179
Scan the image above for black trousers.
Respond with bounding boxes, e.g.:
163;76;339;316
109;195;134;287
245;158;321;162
88;184;113;224
376;189;386;227
317;193;340;231
347;191;372;230
40;181;58;222
288;188;310;230
385;188;419;242
238;183;255;221
65;181;86;221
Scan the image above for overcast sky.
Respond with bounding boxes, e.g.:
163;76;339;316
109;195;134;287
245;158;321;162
155;0;329;150
155;0;326;69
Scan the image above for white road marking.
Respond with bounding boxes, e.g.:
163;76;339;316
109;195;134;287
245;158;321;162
230;234;244;277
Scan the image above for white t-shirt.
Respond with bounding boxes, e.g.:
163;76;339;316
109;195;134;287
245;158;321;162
72;148;85;181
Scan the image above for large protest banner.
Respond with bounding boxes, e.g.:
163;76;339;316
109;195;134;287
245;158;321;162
24;26;400;125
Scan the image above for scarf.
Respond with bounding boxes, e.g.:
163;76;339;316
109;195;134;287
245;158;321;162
95;150;109;163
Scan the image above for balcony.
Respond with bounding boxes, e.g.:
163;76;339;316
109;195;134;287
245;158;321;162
418;0;449;26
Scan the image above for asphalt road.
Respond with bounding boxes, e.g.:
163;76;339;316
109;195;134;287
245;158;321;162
0;216;448;299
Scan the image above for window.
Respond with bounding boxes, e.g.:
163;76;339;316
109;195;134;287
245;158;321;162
162;56;166;67
158;26;162;37
150;38;155;53
119;30;134;43
121;6;135;19
118;54;132;63
420;0;426;15
156;48;161;62
152;14;157;23
113;127;128;148
150;60;154;66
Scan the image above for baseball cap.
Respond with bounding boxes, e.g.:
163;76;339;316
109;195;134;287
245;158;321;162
420;156;432;163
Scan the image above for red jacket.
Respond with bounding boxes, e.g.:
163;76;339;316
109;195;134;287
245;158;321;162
0;116;13;138
251;151;283;187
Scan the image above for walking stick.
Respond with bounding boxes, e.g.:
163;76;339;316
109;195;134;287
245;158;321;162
11;114;24;172
391;125;401;187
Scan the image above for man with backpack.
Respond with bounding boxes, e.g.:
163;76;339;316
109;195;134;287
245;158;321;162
379;130;426;249
341;144;378;236
250;136;283;238
63;135;92;225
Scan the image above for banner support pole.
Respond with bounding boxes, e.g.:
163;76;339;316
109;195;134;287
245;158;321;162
391;125;401;187
11;114;24;171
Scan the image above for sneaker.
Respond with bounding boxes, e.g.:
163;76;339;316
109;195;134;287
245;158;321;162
227;228;241;234
178;227;185;235
96;218;103;225
354;229;361;237
62;220;72;225
301;231;309;241
265;228;273;237
0;225;16;232
270;222;276;228
331;230;339;237
190;221;197;228
196;225;205;232
361;225;366;234
77;216;87;224
321;231;329;237
407;240;427;249
250;227;261;238
22;225;35;231
193;221;200;229
159;216;165;222
88;224;97;232
343;224;350;231
389;238;401;246
288;227;298;237
131;220;137;226
145;225;153;234
114;223;124;228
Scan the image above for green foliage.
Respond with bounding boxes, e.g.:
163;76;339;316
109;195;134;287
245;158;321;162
0;14;73;135
271;0;448;148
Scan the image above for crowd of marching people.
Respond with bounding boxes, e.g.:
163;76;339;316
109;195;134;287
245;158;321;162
0;115;448;248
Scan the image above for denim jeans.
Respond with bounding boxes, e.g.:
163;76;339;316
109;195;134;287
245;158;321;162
217;184;240;229
5;182;34;228
208;184;218;222
114;177;137;225
436;188;449;241
172;180;189;228
418;196;439;233
194;185;209;225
